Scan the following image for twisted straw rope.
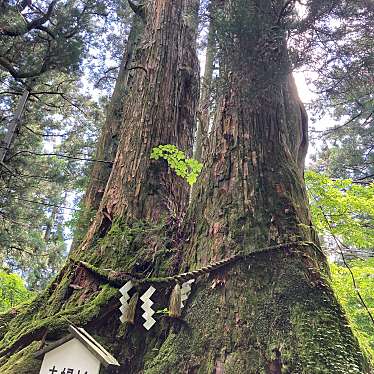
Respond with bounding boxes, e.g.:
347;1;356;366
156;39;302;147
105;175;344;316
137;241;324;286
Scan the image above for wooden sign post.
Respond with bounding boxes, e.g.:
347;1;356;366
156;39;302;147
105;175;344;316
35;326;119;374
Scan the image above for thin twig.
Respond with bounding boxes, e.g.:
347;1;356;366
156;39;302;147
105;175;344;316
8;196;79;211
3;149;113;164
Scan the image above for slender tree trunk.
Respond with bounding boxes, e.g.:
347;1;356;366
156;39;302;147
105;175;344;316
194;13;215;163
69;15;145;250
82;16;144;214
44;206;58;243
0;89;29;163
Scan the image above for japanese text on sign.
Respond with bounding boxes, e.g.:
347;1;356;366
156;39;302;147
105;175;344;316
48;366;88;374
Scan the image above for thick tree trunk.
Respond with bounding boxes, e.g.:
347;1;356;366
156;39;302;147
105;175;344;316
0;1;200;372
79;0;200;251
0;1;371;373
140;1;370;373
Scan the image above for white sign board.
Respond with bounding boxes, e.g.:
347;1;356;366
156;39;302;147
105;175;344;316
39;338;100;374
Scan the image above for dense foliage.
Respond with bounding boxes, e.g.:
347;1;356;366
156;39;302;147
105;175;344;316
331;259;374;358
305;169;374;360
306;171;374;249
0;0;132;289
306;0;374;182
0;270;33;313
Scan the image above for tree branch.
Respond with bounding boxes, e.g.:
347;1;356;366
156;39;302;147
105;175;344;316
0;55;48;79
0;0;57;37
4;149;114;164
127;0;145;18
277;0;295;25
23;124;72;138
7;196;79;211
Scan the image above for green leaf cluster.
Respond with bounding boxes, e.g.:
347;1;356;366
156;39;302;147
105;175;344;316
150;145;203;186
0;271;33;313
306;171;374;359
305;171;374;249
331;259;374;358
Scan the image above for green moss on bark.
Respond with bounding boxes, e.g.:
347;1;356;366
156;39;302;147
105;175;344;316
0;342;41;374
290;302;371;373
0;218;182;373
80;220;173;272
0;284;118;371
1;220;372;374
142;248;372;374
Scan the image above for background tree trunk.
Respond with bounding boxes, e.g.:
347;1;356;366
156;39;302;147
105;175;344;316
82;16;144;215
0;89;29;163
69;15;145;250
194;13;215;163
44;206;58;243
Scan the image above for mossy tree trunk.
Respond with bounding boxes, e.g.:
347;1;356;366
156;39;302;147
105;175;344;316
0;1;372;374
0;0;199;372
141;1;371;373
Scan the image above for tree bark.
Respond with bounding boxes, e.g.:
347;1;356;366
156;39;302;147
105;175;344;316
80;0;200;249
194;13;215;163
0;89;29;163
0;1;371;373
0;0;200;371
141;1;370;373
